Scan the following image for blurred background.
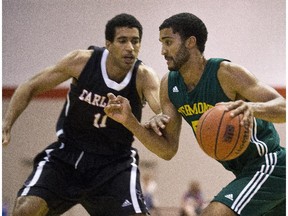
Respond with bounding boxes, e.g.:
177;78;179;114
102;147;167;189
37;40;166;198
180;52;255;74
2;0;286;215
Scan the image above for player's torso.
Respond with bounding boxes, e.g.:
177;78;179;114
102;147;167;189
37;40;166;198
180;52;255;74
168;58;281;174
56;47;143;154
168;58;230;134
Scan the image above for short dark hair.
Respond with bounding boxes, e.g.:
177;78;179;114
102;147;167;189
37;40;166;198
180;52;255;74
159;13;208;53
105;13;143;42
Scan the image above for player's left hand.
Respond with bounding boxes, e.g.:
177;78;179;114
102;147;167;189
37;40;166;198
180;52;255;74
216;100;253;130
144;114;170;136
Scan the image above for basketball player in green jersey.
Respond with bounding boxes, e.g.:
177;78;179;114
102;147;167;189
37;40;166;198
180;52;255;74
104;13;286;216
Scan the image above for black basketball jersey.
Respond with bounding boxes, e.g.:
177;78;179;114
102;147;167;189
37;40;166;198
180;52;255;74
56;46;143;154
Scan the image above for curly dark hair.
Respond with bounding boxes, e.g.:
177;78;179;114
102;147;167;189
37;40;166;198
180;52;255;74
105;13;143;42
159;13;208;53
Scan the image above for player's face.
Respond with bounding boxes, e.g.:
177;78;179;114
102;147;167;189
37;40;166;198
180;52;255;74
159;28;190;71
106;27;141;71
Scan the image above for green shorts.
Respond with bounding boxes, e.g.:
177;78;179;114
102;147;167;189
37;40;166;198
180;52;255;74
213;147;286;216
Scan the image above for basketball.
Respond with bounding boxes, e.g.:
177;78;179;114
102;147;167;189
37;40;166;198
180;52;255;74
196;105;251;161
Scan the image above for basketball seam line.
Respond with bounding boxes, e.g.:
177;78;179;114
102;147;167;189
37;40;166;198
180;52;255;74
215;110;227;160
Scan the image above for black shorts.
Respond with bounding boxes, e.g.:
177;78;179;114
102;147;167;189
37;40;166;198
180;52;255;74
17;141;149;216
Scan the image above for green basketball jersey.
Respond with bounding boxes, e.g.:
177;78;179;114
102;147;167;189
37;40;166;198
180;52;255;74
168;58;281;175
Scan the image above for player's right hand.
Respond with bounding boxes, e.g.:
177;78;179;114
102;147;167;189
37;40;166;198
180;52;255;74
104;93;133;125
2;128;11;146
144;114;170;136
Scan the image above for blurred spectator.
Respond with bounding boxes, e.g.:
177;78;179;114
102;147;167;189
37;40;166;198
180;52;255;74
179;181;204;216
2;204;8;216
142;174;157;211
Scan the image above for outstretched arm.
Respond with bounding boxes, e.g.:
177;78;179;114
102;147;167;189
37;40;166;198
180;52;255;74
2;50;92;146
105;75;182;160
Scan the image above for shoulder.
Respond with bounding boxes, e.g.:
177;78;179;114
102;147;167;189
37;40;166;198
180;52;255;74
60;49;93;66
161;73;169;84
136;63;160;86
160;71;179;90
160;73;169;98
218;61;254;81
217;60;258;99
136;62;158;79
219;61;248;75
56;49;93;78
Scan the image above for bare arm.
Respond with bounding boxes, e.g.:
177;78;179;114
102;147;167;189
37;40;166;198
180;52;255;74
136;64;161;114
217;62;286;125
2;49;92;146
105;74;182;160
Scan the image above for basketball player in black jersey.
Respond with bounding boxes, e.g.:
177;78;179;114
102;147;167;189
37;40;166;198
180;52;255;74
2;14;161;216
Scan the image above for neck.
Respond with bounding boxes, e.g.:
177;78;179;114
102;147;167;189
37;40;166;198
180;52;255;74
180;54;206;92
106;55;130;83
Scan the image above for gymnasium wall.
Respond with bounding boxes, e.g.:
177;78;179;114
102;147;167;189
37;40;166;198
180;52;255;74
2;0;286;215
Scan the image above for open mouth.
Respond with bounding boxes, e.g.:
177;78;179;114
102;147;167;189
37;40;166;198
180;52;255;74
124;56;135;64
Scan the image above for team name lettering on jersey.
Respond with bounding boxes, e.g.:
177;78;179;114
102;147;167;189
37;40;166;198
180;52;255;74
178;102;213;116
79;89;107;107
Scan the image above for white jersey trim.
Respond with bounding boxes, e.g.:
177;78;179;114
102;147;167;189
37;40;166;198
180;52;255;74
129;149;141;213
251;118;268;156
101;49;134;91
231;152;277;214
21;149;54;196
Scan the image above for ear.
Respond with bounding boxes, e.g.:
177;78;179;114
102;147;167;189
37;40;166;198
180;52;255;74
105;40;111;50
185;36;197;49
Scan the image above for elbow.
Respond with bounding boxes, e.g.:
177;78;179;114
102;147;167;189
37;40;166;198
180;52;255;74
162;153;175;161
160;145;178;161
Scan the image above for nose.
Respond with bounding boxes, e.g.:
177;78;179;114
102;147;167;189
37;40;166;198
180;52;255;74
126;41;134;51
161;46;166;56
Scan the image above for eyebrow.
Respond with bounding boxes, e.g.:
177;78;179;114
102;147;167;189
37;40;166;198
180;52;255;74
159;36;173;41
117;36;140;40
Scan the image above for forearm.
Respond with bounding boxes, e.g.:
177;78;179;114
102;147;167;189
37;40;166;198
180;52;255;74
251;97;286;123
3;83;34;130
104;92;178;159
123;116;177;160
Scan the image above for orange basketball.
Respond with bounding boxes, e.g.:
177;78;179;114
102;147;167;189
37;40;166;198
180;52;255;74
196;105;251;161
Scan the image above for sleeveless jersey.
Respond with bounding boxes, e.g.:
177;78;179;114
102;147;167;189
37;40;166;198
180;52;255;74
168;58;281;175
56;46;143;155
